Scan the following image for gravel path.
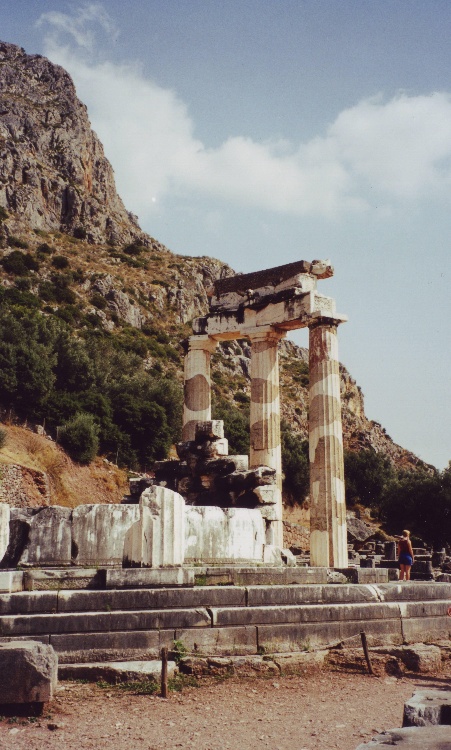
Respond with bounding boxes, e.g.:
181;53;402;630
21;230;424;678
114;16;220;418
1;666;450;750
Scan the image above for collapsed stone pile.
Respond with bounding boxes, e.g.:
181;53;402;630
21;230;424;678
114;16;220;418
153;420;282;546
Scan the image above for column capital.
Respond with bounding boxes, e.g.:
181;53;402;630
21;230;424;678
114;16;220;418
182;335;218;354
244;326;287;344
308;312;348;329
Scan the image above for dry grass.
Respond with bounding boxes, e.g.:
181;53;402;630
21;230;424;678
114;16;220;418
0;424;128;507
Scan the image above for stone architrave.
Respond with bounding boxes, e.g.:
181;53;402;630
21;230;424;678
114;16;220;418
123;486;185;567
308;319;347;567
182;335;218;441
248;328;285;548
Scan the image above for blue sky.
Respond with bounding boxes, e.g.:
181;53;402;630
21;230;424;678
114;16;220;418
1;1;450;469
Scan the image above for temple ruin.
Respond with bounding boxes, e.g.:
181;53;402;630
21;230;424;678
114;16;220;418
180;258;348;567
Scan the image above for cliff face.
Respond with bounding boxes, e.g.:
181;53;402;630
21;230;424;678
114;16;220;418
0;42;144;246
0;40;425;488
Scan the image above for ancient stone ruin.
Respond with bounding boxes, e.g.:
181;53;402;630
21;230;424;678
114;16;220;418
174;258;348;567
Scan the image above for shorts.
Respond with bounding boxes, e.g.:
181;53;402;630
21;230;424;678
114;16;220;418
398;553;413;566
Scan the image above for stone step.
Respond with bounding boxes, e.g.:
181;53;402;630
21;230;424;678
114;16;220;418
1;581;451;617
0;598;450;638
0;581;450;664
0;565;397;593
0;583;451;616
58;659;177;684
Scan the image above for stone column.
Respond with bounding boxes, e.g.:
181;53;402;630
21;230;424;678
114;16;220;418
182;335;217;441
308;319;348;567
248;328;285;548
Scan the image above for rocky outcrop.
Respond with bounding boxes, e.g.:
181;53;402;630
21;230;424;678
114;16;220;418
0;42;145;245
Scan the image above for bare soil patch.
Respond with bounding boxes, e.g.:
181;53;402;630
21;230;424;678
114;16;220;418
1;663;450;750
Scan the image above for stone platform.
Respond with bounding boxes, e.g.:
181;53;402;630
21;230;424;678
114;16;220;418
0;572;449;664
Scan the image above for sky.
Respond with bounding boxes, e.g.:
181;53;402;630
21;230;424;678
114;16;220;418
1;0;450;469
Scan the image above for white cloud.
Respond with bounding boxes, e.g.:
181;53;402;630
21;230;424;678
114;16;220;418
37;3;118;52
38;8;451;224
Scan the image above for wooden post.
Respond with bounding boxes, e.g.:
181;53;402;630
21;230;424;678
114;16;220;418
360;631;374;675
160;646;168;698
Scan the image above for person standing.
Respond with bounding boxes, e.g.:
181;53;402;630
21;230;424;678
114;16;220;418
398;530;414;581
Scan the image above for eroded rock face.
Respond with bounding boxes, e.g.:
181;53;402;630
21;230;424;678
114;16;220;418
0;42;145;245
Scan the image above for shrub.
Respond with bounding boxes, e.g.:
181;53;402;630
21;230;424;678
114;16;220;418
52;255;70;269
123;242;146;256
59;412;99;464
90;293;108;310
73;226;87;240
36;243;53;255
7;236;28;249
2;251;39;275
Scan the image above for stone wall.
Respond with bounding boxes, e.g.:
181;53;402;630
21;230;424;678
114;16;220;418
0;464;50;507
283;520;310;552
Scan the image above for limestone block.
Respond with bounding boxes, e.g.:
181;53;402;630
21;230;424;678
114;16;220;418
72;504;140;566
214;438;229;456
263;545;283;565
0;640;58;704
259;504;280;520
354;726;451;749
282;548;297;567
184;506;265;562
0;570;23;593
24;569;105;591
396;645;442;673
123;485;185;568
195;420;224;440
51;630;174;664
0;503;10;564
20;506;72;567
59;659;177;684
253;485;280;504
403;688;451;726
1;508;36;568
105;568;194;588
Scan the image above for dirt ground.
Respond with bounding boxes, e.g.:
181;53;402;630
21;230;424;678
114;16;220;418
1;662;451;750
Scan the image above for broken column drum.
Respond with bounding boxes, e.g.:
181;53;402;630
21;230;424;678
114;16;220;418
180;259;348;563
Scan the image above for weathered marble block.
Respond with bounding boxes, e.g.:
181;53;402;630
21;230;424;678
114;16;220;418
123;486;185;568
20;506;72;567
184;506;265;562
0;502;10;563
0;641;58;704
72;504;140;566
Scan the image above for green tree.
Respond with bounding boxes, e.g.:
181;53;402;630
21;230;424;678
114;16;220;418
213;397;250;455
281;422;309;505
59;412;99;464
380;468;451;548
344;448;394;511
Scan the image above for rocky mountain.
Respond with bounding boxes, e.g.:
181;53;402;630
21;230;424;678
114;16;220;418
0;41;146;246
0;40;427;510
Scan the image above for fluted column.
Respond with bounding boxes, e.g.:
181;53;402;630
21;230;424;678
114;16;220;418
308;320;347;567
248;328;285;548
182;335;217;441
